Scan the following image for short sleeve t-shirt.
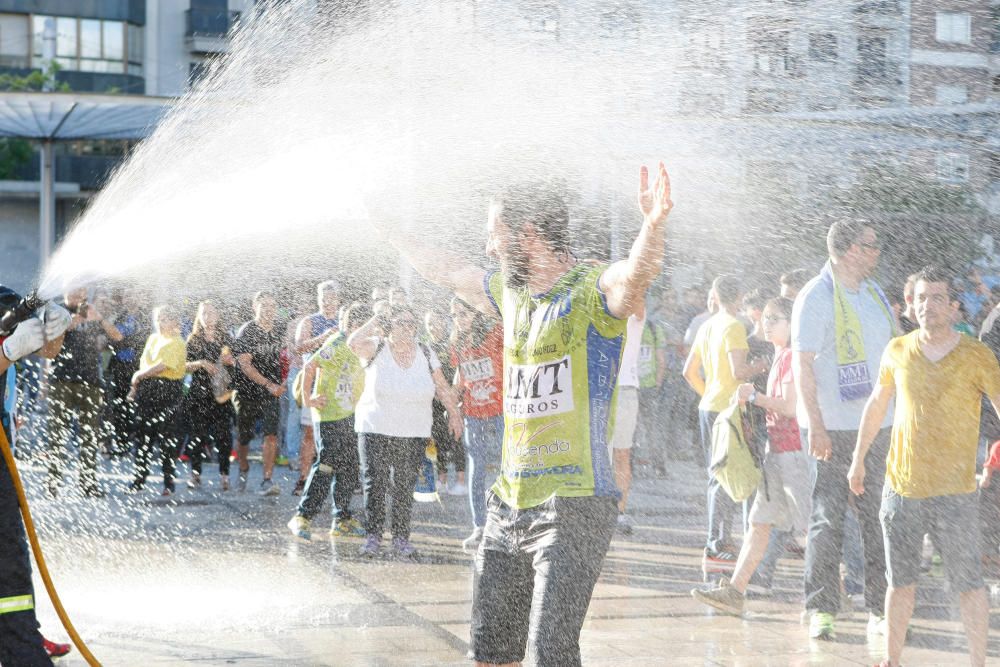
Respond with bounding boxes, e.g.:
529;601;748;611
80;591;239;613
765;347;801;453
451;324;504;420
232;321;284;404
139;333;187;381
310;332;363;423
484;263;627;510
879;332;1000;498
791;270;895;431
186;333;231;403
354;339;441;438
692;312;749;413
51;322;105;385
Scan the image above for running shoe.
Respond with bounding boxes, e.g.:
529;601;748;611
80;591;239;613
359;535;381;558
462;527;484;552
42;636;71;658
82;485;105;499
259;479;280;497
161;485;173;497
238;471;248;492
186;473;201;490
287;514;311;540
809;612;837;640
125;479;144;494
702;546;738;578
275;455;290;467
291;478;306;496
220;474;230;492
691;577;744;616
392;537;418;559
330;518;366;537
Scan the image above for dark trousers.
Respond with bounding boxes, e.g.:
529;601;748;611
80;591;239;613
298;417;359;521
0;424;52;666
804;428;889;616
133;379;183;486
108;359;138;454
358;433;424;539
471;493;618;667
187;400;232;477
699;409;747;552
432;400;465;473
46;380;103;492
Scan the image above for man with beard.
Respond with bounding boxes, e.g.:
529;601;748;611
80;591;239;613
382;163;672;667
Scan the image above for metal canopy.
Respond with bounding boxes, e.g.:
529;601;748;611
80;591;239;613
0;91;172;140
0;92;173;270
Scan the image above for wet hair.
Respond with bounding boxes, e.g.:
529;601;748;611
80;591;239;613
252;290;275;305
779;269;809;292
742;288;767;312
152;304;179;333
826;220;872;259
188;300;219;342
764;296;794;320
317;280;339;295
913;266;959;302
342;302;371;333
712;275;741;307
490;180;571;255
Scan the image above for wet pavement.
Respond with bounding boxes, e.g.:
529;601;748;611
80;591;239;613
15;452;1000;666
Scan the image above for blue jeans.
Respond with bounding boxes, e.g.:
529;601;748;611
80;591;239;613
804;428;889;616
699;409;747;552
465;415;504;528
283;374;302;461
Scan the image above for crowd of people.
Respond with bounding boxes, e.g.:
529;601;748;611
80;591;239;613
2;161;999;666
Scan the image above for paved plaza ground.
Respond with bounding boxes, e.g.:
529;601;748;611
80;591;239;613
17;454;1000;666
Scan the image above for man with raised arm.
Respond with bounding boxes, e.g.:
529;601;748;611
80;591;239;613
383;163;672;667
849;266;998;667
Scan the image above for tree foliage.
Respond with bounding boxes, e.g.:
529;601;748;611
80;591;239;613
0;63;71;178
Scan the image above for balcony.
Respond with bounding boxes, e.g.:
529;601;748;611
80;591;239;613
185;9;241;55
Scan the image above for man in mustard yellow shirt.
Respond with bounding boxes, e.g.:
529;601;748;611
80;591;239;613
849;266;1000;667
683;275;767;572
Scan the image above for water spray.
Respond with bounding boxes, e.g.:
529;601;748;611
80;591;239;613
0;288;101;666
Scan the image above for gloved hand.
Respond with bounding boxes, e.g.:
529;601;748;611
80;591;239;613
40;302;72;341
2;317;45;361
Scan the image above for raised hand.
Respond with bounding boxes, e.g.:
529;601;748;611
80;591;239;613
638;161;673;225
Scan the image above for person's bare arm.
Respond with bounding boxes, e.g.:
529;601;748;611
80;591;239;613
347;315;383;362
682;347;705;397
87;305;124;342
848;382;895;495
599;163;673;319
736;373;796;418
433;367;464;440
655;347;667;387
302;359;325;409
294;317;334;356
793;350;832;461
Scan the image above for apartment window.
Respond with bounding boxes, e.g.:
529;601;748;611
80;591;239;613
857;34;889;80
935;84;968;104
936;153;969;184
0;13;31;68
808;33;837;62
936;12;971;44
31;15;139;75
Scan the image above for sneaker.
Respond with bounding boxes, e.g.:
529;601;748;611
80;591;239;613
259;479;280;497
220;474;230;492
462;526;484;552
359;535;381;558
840;589;854;618
448;481;468;496
291;478;306;496
809;612;837;640
702;546;738;575
46;480;59;499
867;613;887;636
125;479;144;494
616;513;634;535
392;537;418;559
330;518;366;537
186;473;201;490
287;514;311;540
82;486;105;499
42;636;71;658
275;455;290;467
161;485;173;497
238;471;248;493
691;577;745;615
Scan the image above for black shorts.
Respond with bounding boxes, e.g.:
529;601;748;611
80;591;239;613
235;395;280;444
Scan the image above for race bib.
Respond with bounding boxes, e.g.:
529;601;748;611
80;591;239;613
504;355;573;418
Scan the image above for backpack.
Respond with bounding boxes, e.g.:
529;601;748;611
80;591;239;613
709;401;767;502
364;339;435;375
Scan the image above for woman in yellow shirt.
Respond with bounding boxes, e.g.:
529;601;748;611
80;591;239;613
127;305;187;496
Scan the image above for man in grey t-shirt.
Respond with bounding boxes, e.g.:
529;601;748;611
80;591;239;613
792;220;896;641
